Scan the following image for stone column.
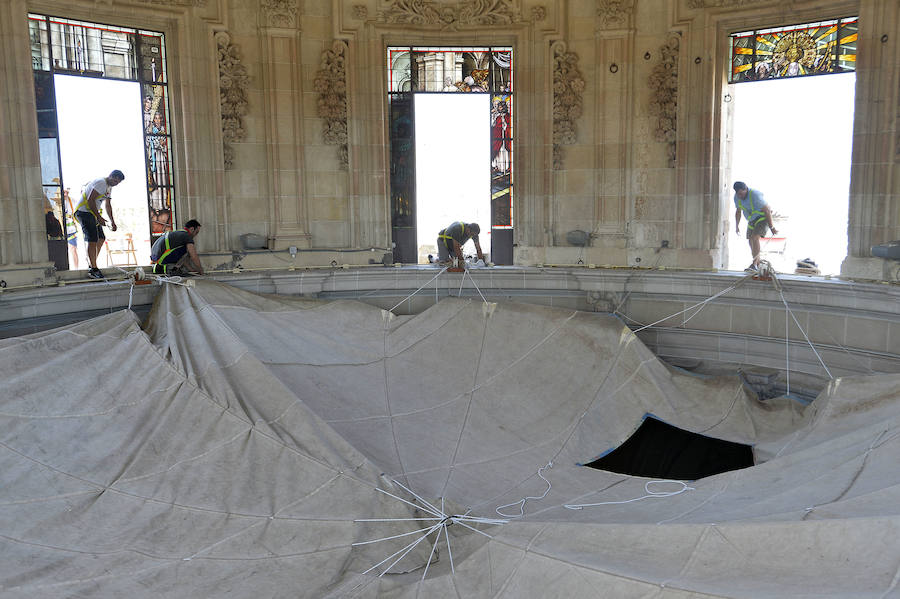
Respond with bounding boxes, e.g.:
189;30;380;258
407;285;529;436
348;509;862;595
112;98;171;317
259;0;311;250
842;0;900;279
0;0;50;279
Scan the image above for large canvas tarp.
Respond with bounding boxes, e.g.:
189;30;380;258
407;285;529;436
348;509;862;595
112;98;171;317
2;279;899;597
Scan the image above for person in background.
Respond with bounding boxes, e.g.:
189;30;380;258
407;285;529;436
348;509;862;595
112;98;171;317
733;181;778;272
62;188;79;270
75;170;124;279
437;221;485;267
150;219;204;275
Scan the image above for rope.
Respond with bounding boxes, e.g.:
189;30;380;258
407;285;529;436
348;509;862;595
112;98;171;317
564;480;694;509
463;269;489;304
495;462;554;518
774;281;834;380
632;275;751;333
388;267;447;313
353;480;507;580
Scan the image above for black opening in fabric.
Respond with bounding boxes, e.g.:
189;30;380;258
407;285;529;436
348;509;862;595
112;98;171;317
586;416;754;480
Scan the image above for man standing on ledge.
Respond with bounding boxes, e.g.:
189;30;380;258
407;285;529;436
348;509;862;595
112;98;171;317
75;169;124;279
733;181;778;272
150;219;204;275
437;221;485;268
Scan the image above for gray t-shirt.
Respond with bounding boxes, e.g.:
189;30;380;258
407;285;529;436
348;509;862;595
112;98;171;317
150;229;193;262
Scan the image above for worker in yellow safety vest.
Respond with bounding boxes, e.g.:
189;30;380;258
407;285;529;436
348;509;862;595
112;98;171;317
150;219;204;275
733;181;778;273
437;221;485;267
75;170;124;279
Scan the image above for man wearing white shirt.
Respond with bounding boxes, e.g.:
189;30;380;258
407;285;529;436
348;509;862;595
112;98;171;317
74;169;124;279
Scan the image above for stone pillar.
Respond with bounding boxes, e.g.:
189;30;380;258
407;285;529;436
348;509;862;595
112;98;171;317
0;0;50;278
259;0;311;250
842;0;900;279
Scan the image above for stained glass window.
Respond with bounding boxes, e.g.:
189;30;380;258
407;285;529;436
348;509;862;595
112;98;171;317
387;47;512;93
490;93;512;229
729;17;857;83
140;31;174;235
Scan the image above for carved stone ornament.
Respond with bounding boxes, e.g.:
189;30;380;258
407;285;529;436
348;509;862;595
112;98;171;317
648;33;679;167
530;5;546;21
313;41;350;170
352;4;368;18
136;0;207;6
378;0;522;30
216;32;250;170
596;0;633;29
261;0;299;28
551;43;585;170
687;0;766;7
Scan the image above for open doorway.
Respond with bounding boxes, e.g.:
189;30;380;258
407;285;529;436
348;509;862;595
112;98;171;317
55;75;152;266
387;47;513;265
726;17;857;276
414;93;491;264
30;13;173;272
729;74;855;275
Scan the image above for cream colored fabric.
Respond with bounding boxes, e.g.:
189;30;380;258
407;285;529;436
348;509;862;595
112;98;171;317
2;279;898;598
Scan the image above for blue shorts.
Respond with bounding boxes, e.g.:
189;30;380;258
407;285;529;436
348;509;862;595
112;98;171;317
75;211;105;243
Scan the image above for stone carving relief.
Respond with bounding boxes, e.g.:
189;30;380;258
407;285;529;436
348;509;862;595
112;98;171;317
313;41;350;170
216;32;250;170
352;4;368;18
261;0;299;28
551;42;585;170
377;0;523;29
648;33;679;167
596;0;633;29
687;0;766;7
137;0;207;5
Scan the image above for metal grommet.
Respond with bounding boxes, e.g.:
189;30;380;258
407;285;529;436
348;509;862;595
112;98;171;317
694;56;702;64
643;51;651;60
609;63;618;73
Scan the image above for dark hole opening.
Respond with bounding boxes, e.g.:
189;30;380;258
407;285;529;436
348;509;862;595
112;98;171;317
586;415;755;480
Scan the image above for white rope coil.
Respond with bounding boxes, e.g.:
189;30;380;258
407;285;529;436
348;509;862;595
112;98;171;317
564;479;694;510
495;462;554;518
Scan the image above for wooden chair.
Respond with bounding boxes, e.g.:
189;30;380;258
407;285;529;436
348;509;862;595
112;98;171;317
107;233;138;266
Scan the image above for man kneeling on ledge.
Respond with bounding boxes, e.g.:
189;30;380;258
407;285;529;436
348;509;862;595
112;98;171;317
150;219;204;275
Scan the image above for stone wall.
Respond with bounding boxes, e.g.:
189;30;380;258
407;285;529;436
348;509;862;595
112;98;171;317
0;0;897;287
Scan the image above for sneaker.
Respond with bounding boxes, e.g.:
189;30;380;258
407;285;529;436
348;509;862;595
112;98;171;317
744;264;758;273
87;268;104;279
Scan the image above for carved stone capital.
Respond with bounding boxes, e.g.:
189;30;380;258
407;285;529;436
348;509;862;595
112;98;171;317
261;0;299;28
352;4;368;19
135;0;208;5
551;42;585;170
216;32;250;170
313;41;350;170
687;0;767;8
647;33;680;167
377;0;523;30
596;0;633;29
